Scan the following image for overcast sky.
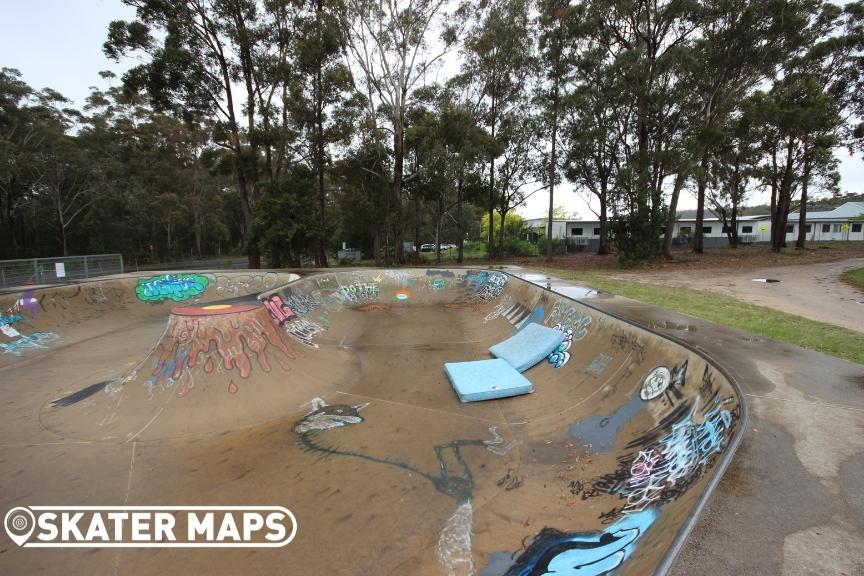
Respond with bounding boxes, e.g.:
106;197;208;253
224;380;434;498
2;0;862;221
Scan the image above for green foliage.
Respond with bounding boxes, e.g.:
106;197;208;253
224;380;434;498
480;211;526;241
841;267;864;290
3;0;863;269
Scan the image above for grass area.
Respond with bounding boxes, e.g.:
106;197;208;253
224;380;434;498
541;267;864;365
841;267;864;291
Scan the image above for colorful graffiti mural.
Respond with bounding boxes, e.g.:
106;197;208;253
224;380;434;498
0;332;60;356
547;324;574;369
581;393;738;518
547;301;592;341
500;509;657;576
135;274;209;302
0;314;23;326
11;289;40;319
147;312;295;396
263;294;296;325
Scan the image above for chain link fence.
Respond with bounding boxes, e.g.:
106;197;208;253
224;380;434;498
0;255;124;288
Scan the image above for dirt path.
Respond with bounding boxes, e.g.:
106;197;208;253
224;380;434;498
611;257;864;333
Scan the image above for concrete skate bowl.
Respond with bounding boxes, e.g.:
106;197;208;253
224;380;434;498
0;268;745;576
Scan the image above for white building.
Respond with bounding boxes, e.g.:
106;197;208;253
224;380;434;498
525;201;864;250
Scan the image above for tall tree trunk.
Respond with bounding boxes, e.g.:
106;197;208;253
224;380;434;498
314;0;328;268
693;151;709;254
413;192;421;259
796;146;811;250
598;186;609;256
393;113;405;264
457;176;464;263
488;96;497;260
773;136;796;252
546;41;560;262
664;171;687;258
373;226;382;266
435;192;443;264
498;207;508;258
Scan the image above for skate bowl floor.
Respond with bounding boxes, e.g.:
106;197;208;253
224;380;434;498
0;269;745;575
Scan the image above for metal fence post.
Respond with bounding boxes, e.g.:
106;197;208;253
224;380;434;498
119;254;124;274
33;259;39;284
84;255;89;279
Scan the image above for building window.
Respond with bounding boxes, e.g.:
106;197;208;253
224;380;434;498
679;226;692;236
833;223;842;233
853;223;862;233
571;228;583;236
742;225;753;234
593;227;601;236
805;224;811;233
785;224;794;233
822;224;831;233
702;226;712;234
722;225;731;233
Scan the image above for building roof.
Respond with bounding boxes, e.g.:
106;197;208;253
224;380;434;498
525;202;864;226
789;202;864;221
675;210;763;222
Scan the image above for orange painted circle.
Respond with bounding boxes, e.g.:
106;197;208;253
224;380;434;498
171;303;260;316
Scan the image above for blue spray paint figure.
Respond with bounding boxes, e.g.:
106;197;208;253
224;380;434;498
503;509;657;576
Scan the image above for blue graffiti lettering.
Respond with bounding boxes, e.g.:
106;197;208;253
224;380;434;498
0;332;60;356
502;509;657;576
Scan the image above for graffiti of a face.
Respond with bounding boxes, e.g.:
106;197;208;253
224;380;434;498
294;397;369;434
640;366;672;401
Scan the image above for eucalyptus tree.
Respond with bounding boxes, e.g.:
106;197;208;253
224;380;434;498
686;0;810;253
537;0;576;261
105;0;303;267
458;0;536;259
744;1;846;251
578;0;697;263
705;111;760;247
0;69;67;257
494;109;545;256
838;1;864;154
340;0;469;264
292;0;358;266
405;85;491;263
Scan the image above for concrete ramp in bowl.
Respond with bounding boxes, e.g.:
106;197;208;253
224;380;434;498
0;268;744;576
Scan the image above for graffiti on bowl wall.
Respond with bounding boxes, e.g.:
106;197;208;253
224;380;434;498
135;274;210;302
295;397;519;576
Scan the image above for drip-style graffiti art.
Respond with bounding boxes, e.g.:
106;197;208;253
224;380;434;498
147;312;295;396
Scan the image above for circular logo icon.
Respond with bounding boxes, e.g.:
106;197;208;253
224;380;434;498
640;366;672;401
4;506;35;546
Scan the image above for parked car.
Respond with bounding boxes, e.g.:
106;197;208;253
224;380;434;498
441;243;457;250
420;243;436;252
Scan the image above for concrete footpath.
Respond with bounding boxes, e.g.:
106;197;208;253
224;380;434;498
514;267;864;575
